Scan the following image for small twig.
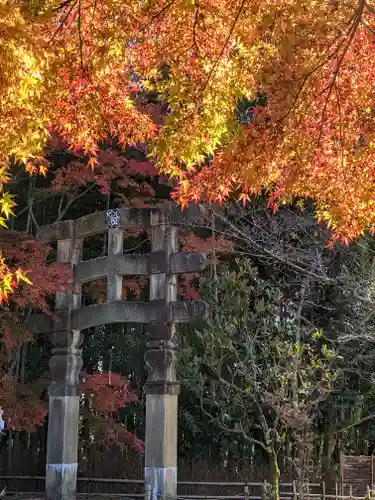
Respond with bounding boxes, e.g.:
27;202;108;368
138;0;177;33
336;412;375;434
54;182;96;223
49;0;78;43
317;0;365;143
199;0;248;95
192;0;201;56
52;0;75;11
360;19;375;34
78;0;85;73
276;11;356;126
30;207;39;230
334;78;344;169
365;0;375;16
58;192;65;218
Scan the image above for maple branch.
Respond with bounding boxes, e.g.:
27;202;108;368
89;0;98;37
276;11;356;126
52;0;75;12
361;19;375;34
138;0;177;33
123;238;149;253
25;177;35;235
78;0;86;73
199;0;248;95
317;0;365;143
49;0;78;43
18;181;96;227
192;0;201;56
58;193;65;218
54;182;96;223
29;207;39;230
364;1;375;16
334;78;345;169
8;348;21;377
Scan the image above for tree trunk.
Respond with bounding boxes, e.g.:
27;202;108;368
265;451;280;500
322;430;334;483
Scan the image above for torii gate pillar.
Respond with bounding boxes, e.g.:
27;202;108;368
46;235;83;500
144;209;179;500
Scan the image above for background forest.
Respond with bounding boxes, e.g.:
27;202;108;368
2;133;375;488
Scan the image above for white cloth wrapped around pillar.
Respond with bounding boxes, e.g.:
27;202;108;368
0;407;4;433
145;467;177;500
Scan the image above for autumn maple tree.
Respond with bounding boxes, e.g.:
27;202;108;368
0;229;71;431
1;0;375;300
0;141;163;436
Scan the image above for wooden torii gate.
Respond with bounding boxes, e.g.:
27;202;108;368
28;204;208;500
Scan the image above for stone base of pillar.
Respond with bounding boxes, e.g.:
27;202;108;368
144;393;178;500
45;395;80;500
46;463;78;500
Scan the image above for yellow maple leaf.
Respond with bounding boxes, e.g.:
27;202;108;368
0;192;16;218
15;268;33;285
